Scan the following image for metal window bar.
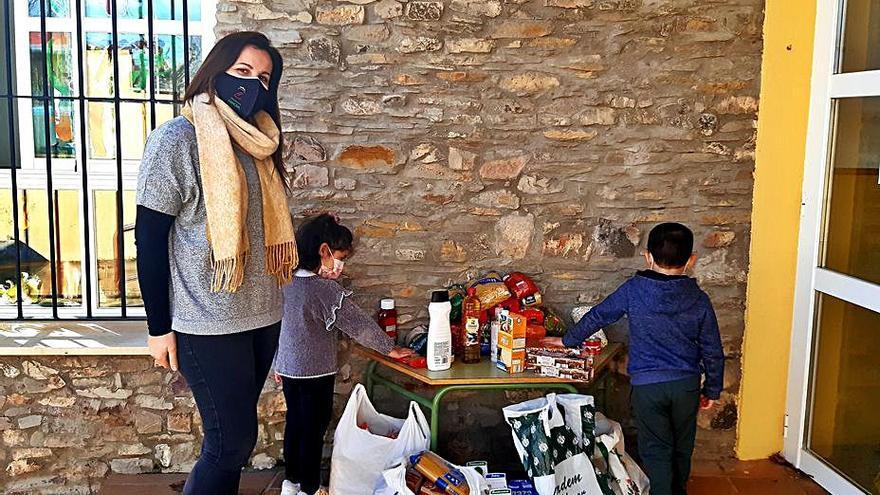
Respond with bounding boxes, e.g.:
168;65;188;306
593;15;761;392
37;0;60;318
74;0;93;318
0;0;195;320
2;0;24;319
109;0;127;316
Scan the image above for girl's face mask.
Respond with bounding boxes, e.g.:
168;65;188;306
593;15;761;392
318;249;345;280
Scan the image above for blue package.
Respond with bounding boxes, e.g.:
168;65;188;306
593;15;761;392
508;480;538;495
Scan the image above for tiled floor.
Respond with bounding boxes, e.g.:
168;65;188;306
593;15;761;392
99;459;830;495
689;458;830;495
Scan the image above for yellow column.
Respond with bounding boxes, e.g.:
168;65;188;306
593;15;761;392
735;0;818;458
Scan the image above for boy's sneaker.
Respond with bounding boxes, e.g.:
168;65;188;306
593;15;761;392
281;480;305;495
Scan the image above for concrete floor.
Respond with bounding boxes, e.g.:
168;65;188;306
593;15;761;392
99;459;830;495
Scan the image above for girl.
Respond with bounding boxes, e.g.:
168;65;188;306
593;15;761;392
274;214;413;495
136;32;294;495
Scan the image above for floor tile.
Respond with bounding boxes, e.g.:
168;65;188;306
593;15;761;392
688;476;738;495
730;477;808;495
719;458;792;479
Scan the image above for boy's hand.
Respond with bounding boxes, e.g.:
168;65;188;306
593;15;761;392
388;347;415;359
540;337;565;348
273;372;282;385
700;395;715;410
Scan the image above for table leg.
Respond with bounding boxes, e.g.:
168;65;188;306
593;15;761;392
365;360;378;398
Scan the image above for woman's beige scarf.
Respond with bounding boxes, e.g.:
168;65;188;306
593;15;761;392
181;93;297;292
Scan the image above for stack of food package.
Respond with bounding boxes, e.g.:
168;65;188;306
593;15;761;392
443;272;572;374
524;337;605;381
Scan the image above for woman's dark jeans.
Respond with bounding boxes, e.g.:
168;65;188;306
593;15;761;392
176;322;280;495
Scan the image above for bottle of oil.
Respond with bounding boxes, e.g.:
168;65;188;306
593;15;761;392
461;287;482;364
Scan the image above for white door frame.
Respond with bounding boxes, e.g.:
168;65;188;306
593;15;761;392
784;0;880;492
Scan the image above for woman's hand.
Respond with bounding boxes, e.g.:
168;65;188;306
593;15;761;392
388;347;415;360
540;336;565;348
148;333;179;371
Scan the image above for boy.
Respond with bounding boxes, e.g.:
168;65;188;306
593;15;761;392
543;222;724;495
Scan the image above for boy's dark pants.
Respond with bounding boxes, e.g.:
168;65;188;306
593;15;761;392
632;376;702;495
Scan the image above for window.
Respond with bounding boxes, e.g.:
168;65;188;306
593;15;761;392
0;0;215;319
786;0;880;493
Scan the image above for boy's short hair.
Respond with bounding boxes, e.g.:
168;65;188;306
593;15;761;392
647;223;694;268
296;213;354;271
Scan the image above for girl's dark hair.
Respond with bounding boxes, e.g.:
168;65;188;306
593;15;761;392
296;214;354;271
183;31;285;181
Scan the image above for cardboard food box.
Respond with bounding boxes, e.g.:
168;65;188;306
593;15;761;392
525;347;590;370
498;312;528;351
496;348;525;373
525;363;593;381
508;479;539;495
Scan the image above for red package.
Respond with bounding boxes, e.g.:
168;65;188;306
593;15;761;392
522;308;545;326
526;325;546;347
504;272;540;300
497;297;522;314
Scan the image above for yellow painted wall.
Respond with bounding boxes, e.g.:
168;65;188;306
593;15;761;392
735;0;818;459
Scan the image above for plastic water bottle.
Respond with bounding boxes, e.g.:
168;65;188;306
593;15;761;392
427;290;452;371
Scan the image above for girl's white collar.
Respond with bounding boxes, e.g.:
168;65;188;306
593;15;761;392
295;269;317;278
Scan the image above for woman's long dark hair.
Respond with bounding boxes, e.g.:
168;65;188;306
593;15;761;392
183;32;286;181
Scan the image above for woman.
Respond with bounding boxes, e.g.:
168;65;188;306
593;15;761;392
135;32;295;495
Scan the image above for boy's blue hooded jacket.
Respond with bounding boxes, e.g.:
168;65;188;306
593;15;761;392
563;270;725;399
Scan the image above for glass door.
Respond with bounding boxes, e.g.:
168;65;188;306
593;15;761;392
786;1;880;494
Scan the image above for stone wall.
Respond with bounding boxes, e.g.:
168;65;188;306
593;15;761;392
0;357;288;494
225;0;759;458
0;0;763;491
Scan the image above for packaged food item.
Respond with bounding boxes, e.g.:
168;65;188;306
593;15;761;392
461;287;482;364
378;298;398;341
471;272;512;308
406;466;427;493
410;452;470;495
521;308;544;326
427;291;453;372
508;479;538;495
489;320;501;363
542;308;567;337
464;460;487;477
525;325;546;347
485;473;508;490
503;272;539;300
496;296;522;314
395;355;428;369
520;293;543;307
449;287;466;324
407;325;429;355
496;348;525;373
525;364;593;381
526;347;589;370
420;481;448;495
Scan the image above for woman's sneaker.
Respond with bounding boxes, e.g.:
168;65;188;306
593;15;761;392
281;480;304;495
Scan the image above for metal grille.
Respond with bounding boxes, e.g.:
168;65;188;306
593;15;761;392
0;0;200;320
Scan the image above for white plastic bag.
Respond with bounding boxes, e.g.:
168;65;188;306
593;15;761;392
330;384;430;495
381;460;487;495
503;393;604;495
592;412;650;495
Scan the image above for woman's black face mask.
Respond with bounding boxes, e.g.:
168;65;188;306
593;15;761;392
214;72;268;119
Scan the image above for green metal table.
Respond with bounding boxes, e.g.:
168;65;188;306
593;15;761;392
356;343;623;450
